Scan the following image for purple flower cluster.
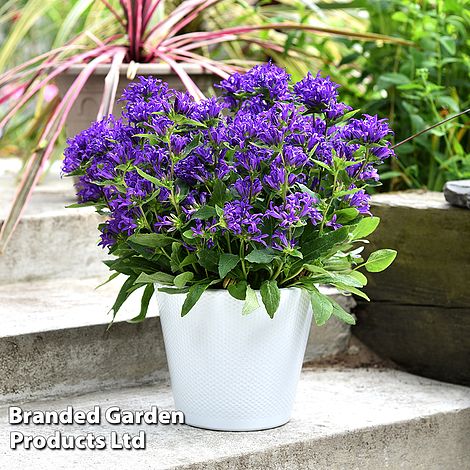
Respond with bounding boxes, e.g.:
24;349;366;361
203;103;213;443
294;72;352;120
63;64;394;252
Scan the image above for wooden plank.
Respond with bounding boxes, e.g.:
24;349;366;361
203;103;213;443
354;302;470;386
363;191;470;308
354;191;470;386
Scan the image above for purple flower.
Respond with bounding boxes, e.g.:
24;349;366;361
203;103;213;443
170;134;189;155
174;146;217;184
63;118;114;173
223;200;265;241
234;147;273;172
344;186;371;214
341;114;393;144
263;167;298;191
266;192;322;228
75;177;102;203
282;145;308;167
193;97;225;121
326;214;342;230
371;143;395;160
173;91;196;116
154;215;175;232
233;177;262;199
217;62;291;105
124;171;153;198
325;101;352;120
272;229;298;251
294;72;339;112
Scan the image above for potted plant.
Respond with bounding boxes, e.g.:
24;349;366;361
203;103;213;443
0;0;411;252
62;63;397;431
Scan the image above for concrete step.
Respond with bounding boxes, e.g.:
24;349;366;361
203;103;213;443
1;368;469;469
0;278;353;403
0;169;108;283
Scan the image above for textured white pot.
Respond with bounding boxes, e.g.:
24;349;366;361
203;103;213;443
156;287;312;431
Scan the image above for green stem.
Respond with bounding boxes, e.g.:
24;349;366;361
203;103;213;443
239;241;248;279
280;266;304;286
225;233;232;254
271;259;284;281
160;247;172;261
319;168;339;233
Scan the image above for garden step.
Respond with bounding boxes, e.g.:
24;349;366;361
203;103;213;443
0;170;108;283
1;368;469;469
0;278;353;403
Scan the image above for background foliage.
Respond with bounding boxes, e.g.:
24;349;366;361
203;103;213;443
215;0;470;191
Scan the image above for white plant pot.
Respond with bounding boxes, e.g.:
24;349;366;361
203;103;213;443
156;287;312;431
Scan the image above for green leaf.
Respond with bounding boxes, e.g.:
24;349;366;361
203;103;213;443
174;272;194;288
180;253;197;269
127;241;155;260
297;183;320;200
329;298;356;325
181;281;212;316
303;264;330;276
227;280;247;300
391;11;408;22
260;280;281;318
182;230;195;243
335;187;363;198
312;159;333;172
439;36;456;55
348;270;368;286
192;206;217;220
135;167;162;186
129;233;175;248
330;272;365;288
351;217;380;239
242;286;260;315
128;284;154;323
136;272;175;285
209;179;230;206
365;249;397;272
170;242;183;273
310;289;333;326
158;286;190;294
435;95;459;113
110;276;138;319
197;249;219;272
218;253;240;278
245;249;277;264
95;272;120;289
65;201;101;209
333;283;370;301
334;208;359;224
377;72;411;87
300;227;349;264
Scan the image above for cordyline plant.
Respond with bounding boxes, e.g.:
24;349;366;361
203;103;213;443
0;0;412;253
62;63;397;324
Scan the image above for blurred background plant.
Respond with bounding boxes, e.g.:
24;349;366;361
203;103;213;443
211;0;469;191
342;0;470;191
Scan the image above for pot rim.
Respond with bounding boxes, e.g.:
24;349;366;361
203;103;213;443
60;63;212;76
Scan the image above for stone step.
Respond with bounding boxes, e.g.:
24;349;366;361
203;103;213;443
0;170;108;283
0;278;353;403
1;368;468;469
